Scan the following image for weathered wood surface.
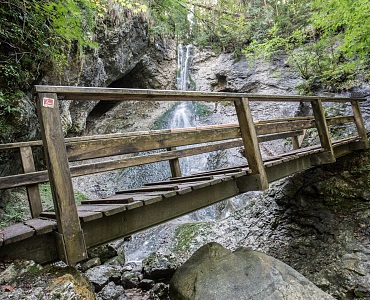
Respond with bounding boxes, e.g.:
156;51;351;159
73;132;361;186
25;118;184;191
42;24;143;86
311;100;335;163
116;185;180;194
145;175;214;186
33;85;365;102
24;218;56;235
20;146;43;217
351;101;369;148
234;98;268;189
0;115;354;152
0;135;364;263
167;147;182;178
3;223;35;244
66;125;241;161
37;92;87;265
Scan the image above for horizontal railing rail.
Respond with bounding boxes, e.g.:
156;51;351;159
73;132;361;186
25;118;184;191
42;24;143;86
34;85;366;102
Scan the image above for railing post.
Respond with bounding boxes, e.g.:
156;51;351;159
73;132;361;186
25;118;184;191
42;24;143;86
292;136;300;150
351;100;369;149
234;98;268;189
20;146;43;218
311;100;335;163
167;147;182;178
36;92;87;265
292;129;306;150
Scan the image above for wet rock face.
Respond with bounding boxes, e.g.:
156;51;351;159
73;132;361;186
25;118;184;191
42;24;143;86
191;49;302;94
165;150;370;299
41;15;177;136
269;152;370;299
170;242;334;300
142;251;181;280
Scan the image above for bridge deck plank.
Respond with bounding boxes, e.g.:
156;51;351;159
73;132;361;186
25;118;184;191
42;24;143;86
77;204;127;216
81;197;134;204
40;210;104;222
177;187;193;195
170;167;246;180
3;223;35;245
24;218;56;235
145;175;214;186
116;185;179;194
110;193;163;202
110;191;176;199
125;201;144;210
76;211;104;222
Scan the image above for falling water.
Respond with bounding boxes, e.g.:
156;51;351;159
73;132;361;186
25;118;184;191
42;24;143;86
170;102;193;128
176;44;192;91
123;30;247;261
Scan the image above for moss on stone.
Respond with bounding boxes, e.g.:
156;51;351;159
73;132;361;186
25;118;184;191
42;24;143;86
173;222;212;252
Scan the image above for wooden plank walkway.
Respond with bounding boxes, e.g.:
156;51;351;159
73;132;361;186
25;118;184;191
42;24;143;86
0;135;364;264
0;86;368;265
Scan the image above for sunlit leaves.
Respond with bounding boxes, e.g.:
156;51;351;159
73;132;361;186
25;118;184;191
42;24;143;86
311;0;370;60
242;0;370;93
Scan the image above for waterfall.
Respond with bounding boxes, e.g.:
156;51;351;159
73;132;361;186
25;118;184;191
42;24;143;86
176;44;192;91
170;102;193;128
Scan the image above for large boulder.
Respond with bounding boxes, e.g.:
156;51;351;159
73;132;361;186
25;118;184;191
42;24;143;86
170;242;334;300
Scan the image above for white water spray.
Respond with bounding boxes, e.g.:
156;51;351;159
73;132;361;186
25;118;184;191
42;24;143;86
176;44;193;91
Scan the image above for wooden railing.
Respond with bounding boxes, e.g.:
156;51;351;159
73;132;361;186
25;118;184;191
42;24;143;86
0;85;368;264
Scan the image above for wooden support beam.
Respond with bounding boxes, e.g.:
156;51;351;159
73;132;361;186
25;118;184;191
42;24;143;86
80;180;240;249
351;100;369;148
292;136;300;150
167;147;182;177
234;98;268;189
20;146;42;217
36;93;87;265
291;130;306;150
311;100;335;163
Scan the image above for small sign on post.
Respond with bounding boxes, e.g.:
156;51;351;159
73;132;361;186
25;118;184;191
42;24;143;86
42;97;55;108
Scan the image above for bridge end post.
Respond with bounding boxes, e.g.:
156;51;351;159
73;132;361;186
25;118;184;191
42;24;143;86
36;92;87;265
351;100;369;149
234;98;268;190
311;100;336;164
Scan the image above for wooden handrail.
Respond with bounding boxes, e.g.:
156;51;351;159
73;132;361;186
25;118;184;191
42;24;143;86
33;85;366;102
0;116;355;152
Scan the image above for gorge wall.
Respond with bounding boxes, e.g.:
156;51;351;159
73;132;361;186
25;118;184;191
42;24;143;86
1;11;370;299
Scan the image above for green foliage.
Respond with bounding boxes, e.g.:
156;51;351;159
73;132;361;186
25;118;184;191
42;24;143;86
0;0;148;138
0;90;25;142
193;101;211;117
311;0;370;60
243;0;370;94
0;190;29;228
146;0;189;39
0;0;97;91
39;183;88;211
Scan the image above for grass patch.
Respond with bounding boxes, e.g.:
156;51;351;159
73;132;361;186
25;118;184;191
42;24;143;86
40;183;88;211
193;102;212;117
0;184;88;228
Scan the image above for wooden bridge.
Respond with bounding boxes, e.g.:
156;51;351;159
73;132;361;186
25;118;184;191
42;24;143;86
0;86;368;265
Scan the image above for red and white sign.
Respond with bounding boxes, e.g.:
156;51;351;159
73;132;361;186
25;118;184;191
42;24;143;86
43;97;55;108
